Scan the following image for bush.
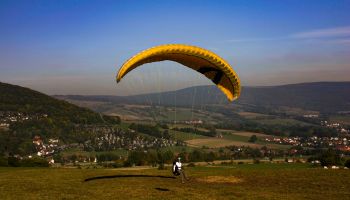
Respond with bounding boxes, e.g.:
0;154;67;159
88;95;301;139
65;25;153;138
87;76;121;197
114;159;124;168
0;156;8;166
204;152;215;162
125;151;147;166
187;163;195;167
20;157;49;167
7;156;20;167
318;149;343;166
158;163;166;170
189;150;205;162
345;159;350;168
249;135;258;143
220;161;232;165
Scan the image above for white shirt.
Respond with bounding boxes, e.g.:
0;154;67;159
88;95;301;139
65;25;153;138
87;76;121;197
174;161;182;171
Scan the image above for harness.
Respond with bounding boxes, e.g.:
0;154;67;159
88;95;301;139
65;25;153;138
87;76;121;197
172;161;181;176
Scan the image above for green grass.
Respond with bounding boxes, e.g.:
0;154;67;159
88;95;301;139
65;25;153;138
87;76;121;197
329;115;350;125
112;105;227;124
221;132;251;142
168;129;208;141
157;145;196;153
254;118;311;126
219;132;291;149
1;164;349;199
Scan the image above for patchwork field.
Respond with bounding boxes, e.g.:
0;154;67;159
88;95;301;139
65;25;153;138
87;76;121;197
329;115;350;125
225;131;270;138
168;129;208;141
238;112;272;119
1;164;349;199
253;118;311;126
186;138;262;148
183;130;290;149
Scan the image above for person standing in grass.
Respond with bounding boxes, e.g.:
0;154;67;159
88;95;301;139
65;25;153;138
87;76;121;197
173;157;189;183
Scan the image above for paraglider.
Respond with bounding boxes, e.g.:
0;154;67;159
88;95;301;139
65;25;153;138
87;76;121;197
116;44;241;101
172;157;189;183
116;44;241;183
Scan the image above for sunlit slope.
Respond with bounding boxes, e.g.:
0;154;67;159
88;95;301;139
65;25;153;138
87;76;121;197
1;165;350;200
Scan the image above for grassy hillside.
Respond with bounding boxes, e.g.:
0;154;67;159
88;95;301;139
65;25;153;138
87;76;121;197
1;164;349;199
0;82;120;155
0;82;110;124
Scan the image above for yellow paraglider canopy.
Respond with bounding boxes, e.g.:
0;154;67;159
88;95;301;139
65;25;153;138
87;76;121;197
116;44;241;101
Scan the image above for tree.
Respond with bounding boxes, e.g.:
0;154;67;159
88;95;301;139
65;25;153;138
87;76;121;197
125;151;147;166
20;157;49;167
157;150;174;165
345;159;350;168
189;150;205;162
318;149;343;166
205;152;216;162
0;156;8;166
248;135;258;143
163;130;171;139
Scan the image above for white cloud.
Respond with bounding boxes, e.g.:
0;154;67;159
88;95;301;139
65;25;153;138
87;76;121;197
226;26;350;44
226;37;287;43
291;26;350;39
326;39;350;45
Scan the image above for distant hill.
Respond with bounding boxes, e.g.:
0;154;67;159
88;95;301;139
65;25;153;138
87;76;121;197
0;82;120;155
0;82;110;124
238;82;350;113
56;82;350;113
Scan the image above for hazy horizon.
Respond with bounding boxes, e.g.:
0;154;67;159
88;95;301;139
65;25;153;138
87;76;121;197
1;0;349;95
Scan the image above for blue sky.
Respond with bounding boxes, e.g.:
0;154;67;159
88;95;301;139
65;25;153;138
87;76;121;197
0;0;349;95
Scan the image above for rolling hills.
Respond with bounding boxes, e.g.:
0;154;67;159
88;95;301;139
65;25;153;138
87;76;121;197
0;82;116;124
56;82;350;114
0;82;120;155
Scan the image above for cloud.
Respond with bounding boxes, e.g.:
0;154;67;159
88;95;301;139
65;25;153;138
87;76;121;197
291;26;350;39
226;26;350;44
326;39;350;45
226;37;287;43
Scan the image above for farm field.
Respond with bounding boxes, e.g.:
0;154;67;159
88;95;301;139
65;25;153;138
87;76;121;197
224;131;270;138
1;164;349;200
184;130;290;149
329;115;350;125
104;105;227;123
186;138;262;148
168;129;208;141
238;111;272;119
253;118;311;126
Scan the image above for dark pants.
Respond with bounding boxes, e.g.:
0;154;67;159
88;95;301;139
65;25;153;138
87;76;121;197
180;169;188;183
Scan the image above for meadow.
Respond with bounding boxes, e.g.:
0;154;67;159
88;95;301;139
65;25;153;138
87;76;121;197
1;163;349;200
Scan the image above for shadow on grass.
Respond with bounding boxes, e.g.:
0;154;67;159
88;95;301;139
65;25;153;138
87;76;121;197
155;187;170;191
84;175;176;182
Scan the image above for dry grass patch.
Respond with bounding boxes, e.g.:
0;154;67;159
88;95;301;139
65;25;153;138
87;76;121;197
196;176;243;184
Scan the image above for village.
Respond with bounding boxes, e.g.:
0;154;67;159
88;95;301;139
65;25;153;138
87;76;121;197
265;135;350;152
29;126;184;164
0;111;48;129
264;117;350;152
